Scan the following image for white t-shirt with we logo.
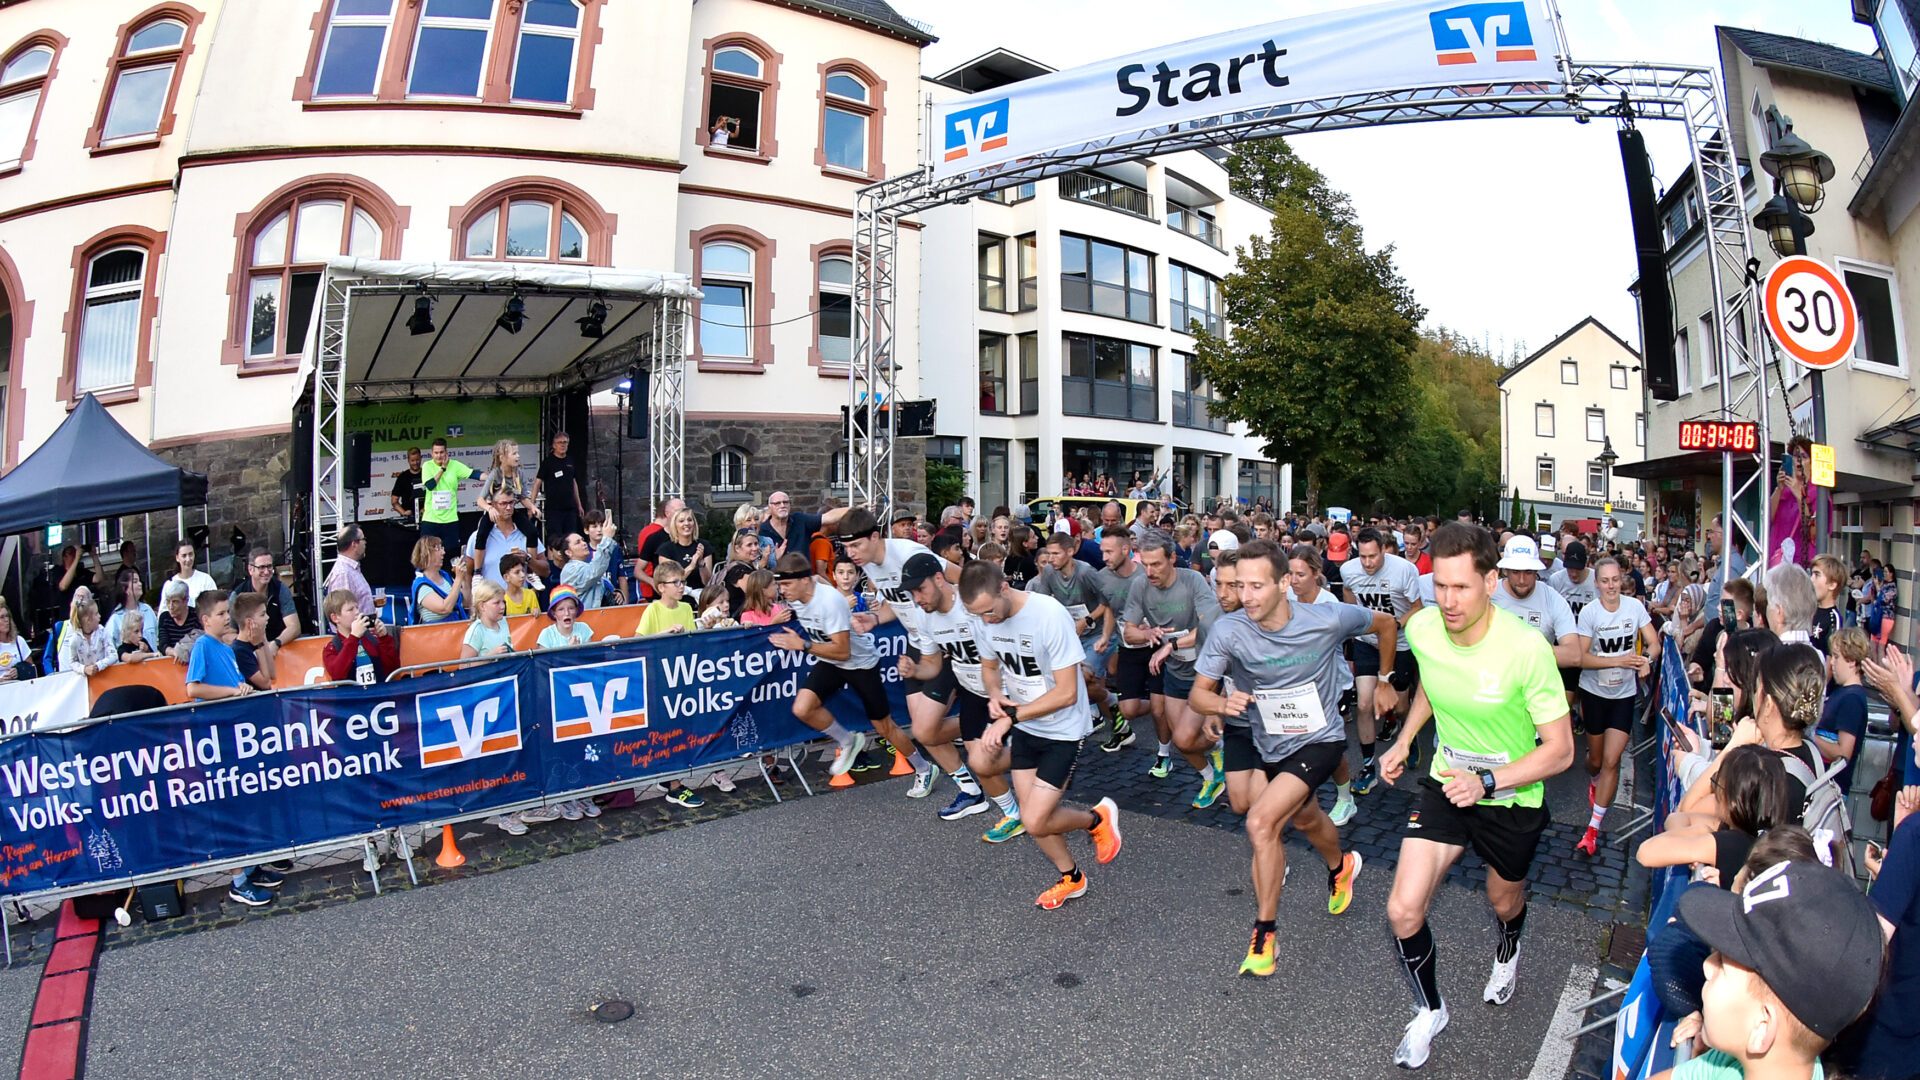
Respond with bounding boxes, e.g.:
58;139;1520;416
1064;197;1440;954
1575;596;1650;700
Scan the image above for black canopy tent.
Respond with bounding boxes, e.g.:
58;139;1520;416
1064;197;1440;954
0;393;207;534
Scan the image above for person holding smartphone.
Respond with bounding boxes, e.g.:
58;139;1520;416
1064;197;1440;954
1767;436;1814;569
320;590;399;685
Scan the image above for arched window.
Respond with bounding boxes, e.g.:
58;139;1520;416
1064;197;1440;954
453;180;612;265
0;39;57;170
700;242;753;358
90;8;199;149
816;61;883;180
510;0;582;104
711;447;749;493
312;0;396;98
64;227;165;403
814;251;852;368
699;35;779;159
228;179;403;368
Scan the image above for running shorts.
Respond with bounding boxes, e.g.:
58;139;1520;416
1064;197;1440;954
1408;781;1550;884
1561;667;1581;692
905;668;959;706
802;663;892;721
956;690;993;743
1116;646;1159;701
1577;689;1636;735
1221;723;1260;773
1160;666;1194;700
1010;728;1083;789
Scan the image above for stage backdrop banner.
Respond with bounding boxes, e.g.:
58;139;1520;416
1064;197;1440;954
345;398;540;523
932;0;1564;179
0;625;908;896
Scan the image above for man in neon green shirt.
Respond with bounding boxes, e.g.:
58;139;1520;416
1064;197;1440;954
1377;522;1574;1070
420;437;473;555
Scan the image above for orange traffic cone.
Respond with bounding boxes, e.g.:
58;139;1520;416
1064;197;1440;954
829;769;856;788
889;749;914;776
435;824;466;868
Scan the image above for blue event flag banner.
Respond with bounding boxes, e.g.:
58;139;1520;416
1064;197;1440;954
0;624;911;896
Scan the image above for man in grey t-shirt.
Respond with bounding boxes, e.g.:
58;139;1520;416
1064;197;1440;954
1123;530;1224;809
1490;534;1582;669
1031;531;1116;735
1192;539;1390;978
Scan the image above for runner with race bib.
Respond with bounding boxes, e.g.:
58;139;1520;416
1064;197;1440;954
1571;556;1655;857
834;508;945;796
1378;524;1574;1070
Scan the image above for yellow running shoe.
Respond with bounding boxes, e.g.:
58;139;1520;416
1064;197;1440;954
982;814;1026;843
1036;872;1087;909
1239;926;1276;977
1328;850;1362;915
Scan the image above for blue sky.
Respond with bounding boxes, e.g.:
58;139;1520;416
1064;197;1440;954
890;0;1880;360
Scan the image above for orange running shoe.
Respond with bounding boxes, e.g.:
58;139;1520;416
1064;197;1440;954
1090;797;1122;864
1036;872;1087;909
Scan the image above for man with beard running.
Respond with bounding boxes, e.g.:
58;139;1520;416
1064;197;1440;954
1123;531;1225;807
1490;535;1582;670
1379;524;1574;1069
1288;544;1366;827
1193;541;1390;976
897;553;1025;843
962;561;1123;908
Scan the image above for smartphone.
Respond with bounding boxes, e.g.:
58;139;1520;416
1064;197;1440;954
1709;689;1735;748
1782;455;1795;479
1720;599;1737;627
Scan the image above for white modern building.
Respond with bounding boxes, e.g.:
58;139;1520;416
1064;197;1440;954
1497;317;1646;535
918;49;1290;513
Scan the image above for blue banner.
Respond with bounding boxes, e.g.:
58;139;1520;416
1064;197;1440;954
0;625;911;896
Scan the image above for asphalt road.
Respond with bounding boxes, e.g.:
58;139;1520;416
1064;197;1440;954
72;774;1606;1080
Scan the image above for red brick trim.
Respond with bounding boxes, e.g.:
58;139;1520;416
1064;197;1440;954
82;3;204;154
0;244;33;471
807;238;852;378
688;223;775;374
446;175;616;265
695;31;781;164
59;225;167;408
0;30;67;175
221;174;409;370
812;58;885;183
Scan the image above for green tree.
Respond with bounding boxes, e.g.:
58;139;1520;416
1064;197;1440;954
925;460;967;518
1194;145;1425;512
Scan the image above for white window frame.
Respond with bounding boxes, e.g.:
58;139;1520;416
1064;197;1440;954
699;241;754;359
1587;462;1606;497
712;447;749;492
509;0;581;105
1636;412;1646;448
1535;457;1554;492
313;1;395;99
1560;359;1577;384
822;70;869;173
817;254;852;367
1837;255;1910;378
1697;313;1719;386
407;0;497;101
1674;326;1692;395
1534;403;1554;437
1586;408;1605;443
0;46;52;167
1609;364;1628;390
75;246;145;393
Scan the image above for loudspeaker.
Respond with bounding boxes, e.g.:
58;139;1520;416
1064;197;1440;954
290;408;314;489
136;880;183;920
1620;128;1679;401
344;430;373;489
626;372;649;439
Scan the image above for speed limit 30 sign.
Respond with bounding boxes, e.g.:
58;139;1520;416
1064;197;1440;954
1764;255;1858;369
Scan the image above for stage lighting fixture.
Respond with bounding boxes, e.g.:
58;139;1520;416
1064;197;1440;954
497;293;526;334
407;294;435;336
578;299;608;339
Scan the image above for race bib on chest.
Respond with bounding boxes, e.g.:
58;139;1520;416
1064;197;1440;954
1255;684;1326;737
429;489;454;511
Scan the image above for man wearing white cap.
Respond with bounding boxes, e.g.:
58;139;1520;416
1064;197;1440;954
1490;536;1581;669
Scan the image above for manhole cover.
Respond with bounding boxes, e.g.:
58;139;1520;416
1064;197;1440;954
591;1000;635;1023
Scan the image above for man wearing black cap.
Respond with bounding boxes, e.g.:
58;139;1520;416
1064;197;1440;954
1661;858;1883;1080
767;551;910;779
898;552;1024;843
832;508;945;798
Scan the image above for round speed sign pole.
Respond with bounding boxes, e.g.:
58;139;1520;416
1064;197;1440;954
1763;255;1858;369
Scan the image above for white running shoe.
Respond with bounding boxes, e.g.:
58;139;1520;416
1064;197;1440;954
829;732;868;776
519;804;562;824
1484;947;1519;1005
709;770;737;792
907;765;942;799
557;800;584;821
490;813;527;836
1394;1004;1449;1069
1329;796;1357;827
579;799;602;818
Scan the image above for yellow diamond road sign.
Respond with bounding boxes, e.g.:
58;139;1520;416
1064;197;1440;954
1811;444;1835;488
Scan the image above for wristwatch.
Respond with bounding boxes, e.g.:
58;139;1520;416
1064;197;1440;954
1478;769;1498;798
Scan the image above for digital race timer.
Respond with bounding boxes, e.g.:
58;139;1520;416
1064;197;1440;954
1677;420;1760;453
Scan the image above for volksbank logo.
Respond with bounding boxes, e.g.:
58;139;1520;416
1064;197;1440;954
416;677;522;768
944;98;1009;163
549;657;648;743
1430;2;1537;66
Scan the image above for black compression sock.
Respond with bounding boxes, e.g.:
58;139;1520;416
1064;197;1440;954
1361;742;1376;763
1065;866;1083;882
1396;923;1443;1012
1256;919;1276;936
1497;905;1528;964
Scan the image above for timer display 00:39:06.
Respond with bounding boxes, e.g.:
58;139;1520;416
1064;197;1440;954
1676;420;1759;453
